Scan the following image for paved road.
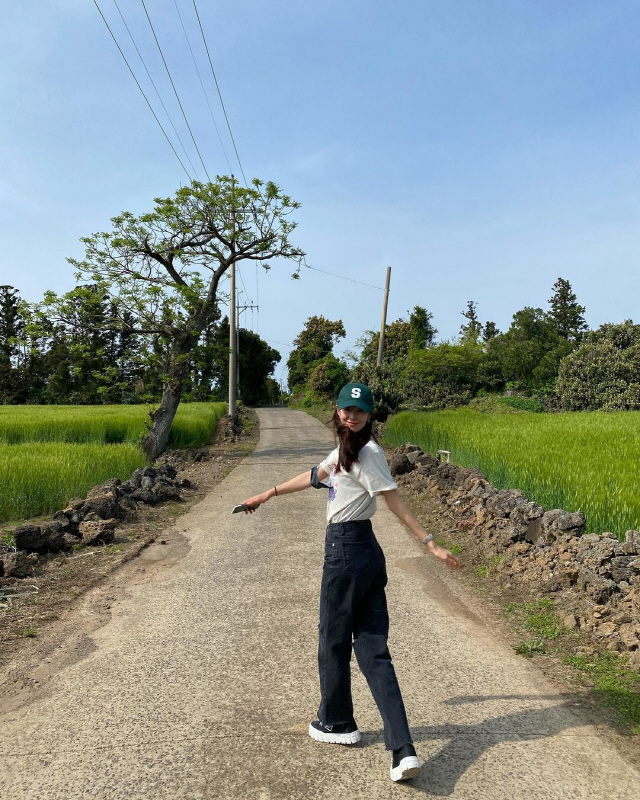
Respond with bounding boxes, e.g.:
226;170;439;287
2;408;640;799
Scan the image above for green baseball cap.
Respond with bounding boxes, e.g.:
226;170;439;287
337;382;374;412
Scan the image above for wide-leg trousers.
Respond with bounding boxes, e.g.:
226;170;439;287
317;519;413;750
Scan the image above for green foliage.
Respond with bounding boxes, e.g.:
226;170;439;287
459;300;482;343
408;306;437;349
548;277;587;342
206;317;281;405
287;316;345;391
306;354;349;402
513;639;546;657
481;306;573;392
383;408;640;536
564;652;640;734
557;320;640;411
499;396;544;413
469;395;541;414
405;341;484;387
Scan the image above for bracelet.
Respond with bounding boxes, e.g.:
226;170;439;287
273;486;278;497
422;534;434;545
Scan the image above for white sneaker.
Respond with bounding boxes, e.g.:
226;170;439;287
308;720;361;745
390;744;421;781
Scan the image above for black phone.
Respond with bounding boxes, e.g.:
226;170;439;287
231;503;254;514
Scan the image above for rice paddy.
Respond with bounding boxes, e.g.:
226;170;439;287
0;402;226;522
383;409;640;538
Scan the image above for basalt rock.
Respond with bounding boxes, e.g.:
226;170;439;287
152;483;182;503
389;452;415;477
79;518;117;546
1;550;32;578
13;524;45;553
485;490;525;519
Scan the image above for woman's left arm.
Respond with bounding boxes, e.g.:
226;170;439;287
241;467;330;513
383;489;460;569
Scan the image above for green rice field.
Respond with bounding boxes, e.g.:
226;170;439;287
383;409;640;538
0;402;226;522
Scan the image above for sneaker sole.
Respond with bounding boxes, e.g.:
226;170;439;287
308;723;361;745
390;756;421;782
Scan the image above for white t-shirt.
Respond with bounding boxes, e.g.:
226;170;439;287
317;440;398;523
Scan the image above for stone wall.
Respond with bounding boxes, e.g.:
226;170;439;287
389;444;640;667
0;460;195;579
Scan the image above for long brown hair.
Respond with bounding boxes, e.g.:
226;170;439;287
331;408;375;473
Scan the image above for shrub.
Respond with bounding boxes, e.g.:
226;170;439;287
557;320;640;410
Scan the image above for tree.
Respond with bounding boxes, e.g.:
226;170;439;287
0;286;26;402
460;300;482;343
287;316;345;391
44;177;303;458
408;306;437;349
306;354;349;402
481;307;570;392
557;320;640;410
549;277;587;342
483;321;500;341
209;317;281;405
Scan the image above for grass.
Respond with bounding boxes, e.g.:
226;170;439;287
288;399;335;426
383;408;640;537
0;402;227;448
0;402;227;522
565;652;640;734
503;599;566;656
513;639;546;657
0;442;146;522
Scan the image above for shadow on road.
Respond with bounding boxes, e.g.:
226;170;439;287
361;694;595;796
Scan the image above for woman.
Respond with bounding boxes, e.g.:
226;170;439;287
242;382;460;782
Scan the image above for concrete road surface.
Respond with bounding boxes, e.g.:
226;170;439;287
2;408;640;799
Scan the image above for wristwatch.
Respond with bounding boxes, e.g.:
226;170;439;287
422;534;434;545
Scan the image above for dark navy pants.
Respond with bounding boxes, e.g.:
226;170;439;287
317;519;413;750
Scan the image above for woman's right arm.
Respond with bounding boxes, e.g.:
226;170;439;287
241;466;329;513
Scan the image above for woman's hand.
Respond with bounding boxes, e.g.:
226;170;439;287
240;490;273;513
429;542;460;569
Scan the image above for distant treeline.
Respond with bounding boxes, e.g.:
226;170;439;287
0;285;281;406
286;278;640;416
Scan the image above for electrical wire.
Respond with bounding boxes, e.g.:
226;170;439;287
92;0;192;181
305;265;385;291
191;0;248;186
172;0;233;175
112;0;199;179
140;0;211;182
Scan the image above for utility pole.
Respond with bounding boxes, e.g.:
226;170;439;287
236;297;259;393
377;266;392;366
228;176;237;418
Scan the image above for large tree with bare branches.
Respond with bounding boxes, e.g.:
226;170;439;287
44;177;304;459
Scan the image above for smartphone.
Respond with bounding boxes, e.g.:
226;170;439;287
231;503;255;514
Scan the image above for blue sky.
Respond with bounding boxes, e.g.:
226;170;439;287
2;1;640;388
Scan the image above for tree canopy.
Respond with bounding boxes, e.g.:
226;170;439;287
43;177;304;457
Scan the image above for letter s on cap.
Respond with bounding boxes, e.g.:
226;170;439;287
351;387;361;398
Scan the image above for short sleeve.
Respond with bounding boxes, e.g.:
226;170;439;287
356;445;398;496
317;447;339;485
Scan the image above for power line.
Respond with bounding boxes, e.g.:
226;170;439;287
92;0;192;181
305;265;385;291
112;0;199;178
191;0;248;186
140;0;211;182
172;0;233;175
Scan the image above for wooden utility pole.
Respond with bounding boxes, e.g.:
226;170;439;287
228;176;237;417
236;298;259;392
228;261;237;417
377;266;392;366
